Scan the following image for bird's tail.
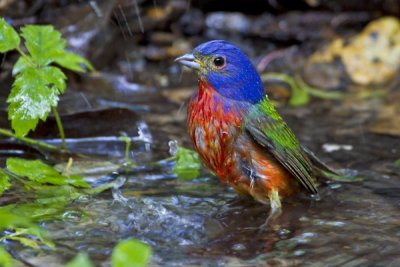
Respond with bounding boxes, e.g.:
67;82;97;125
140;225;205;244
302;146;362;182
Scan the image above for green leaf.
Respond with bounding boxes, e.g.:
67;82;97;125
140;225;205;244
173;147;201;180
55;51;94;72
0;18;20;53
26;226;55;249
7;66;66;136
9;201;70;221
0;246;13;267
20;25;65;66
5;229;41;249
112;239;152;267
6;158;89;188
0;169;11;196
0;206;33;231
65;253;93;267
12;56;32;76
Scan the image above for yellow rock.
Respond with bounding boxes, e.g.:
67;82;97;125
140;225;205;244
310;17;400;85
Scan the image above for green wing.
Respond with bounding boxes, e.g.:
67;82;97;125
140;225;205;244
245;97;318;194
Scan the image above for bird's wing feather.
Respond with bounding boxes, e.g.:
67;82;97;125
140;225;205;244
245;98;318;194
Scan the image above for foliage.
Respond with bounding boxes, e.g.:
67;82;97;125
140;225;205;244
62;239;152;267
0;18;93;138
172;146;202;180
262;73;344;107
0;246;13;267
0;18;20;52
0;169;11;195
111;239;152;267
65;253;94;267
0;158;117;256
6;158;89;188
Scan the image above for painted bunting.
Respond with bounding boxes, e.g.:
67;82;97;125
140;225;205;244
175;40;336;220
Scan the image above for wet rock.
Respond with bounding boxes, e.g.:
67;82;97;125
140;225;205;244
303;60;349;90
0;0;15;11
149;31;176;45
306;0;400;16
116;0;187;33
74;72;150;98
368;92;400;137
143;39;191;61
30;108;141;139
205;12;251;35
179;8;204;35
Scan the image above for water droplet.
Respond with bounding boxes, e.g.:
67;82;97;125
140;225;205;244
62;211;82;222
277;228;292;239
293;250;306;256
232;243;246;251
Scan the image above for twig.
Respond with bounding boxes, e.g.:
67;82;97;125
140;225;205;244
0;128;61;152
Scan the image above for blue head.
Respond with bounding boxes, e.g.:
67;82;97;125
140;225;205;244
175;40;265;104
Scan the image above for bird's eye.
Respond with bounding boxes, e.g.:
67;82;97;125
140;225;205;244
213;56;226;69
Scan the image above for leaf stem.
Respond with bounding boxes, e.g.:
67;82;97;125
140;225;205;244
51;107;66;148
15;47;35;66
0;128;60;151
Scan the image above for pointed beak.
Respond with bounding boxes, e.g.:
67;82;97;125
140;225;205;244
174;53;201;70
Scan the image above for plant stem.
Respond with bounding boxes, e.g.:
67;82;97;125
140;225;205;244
118;136;132;164
51;107;66;148
0;128;60;151
15;47;35;66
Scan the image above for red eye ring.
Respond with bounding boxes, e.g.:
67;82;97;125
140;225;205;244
213;56;226;69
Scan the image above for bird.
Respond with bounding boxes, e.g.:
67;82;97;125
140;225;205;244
175;40;337;222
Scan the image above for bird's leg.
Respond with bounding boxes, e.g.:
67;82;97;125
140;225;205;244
259;190;282;231
268;189;282;221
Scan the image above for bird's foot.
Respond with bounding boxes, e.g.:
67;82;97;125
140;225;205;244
243;190;282;232
258;190;282;233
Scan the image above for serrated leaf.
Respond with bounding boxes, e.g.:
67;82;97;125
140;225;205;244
41;65;67;93
65;253;94;267
0;169;11;196
55;51;94;72
112;239;152;267
7;66;66;136
0;18;20;52
6;158;90;188
20;25;65;66
0;246;13;267
173;147;201;180
12;56;32;76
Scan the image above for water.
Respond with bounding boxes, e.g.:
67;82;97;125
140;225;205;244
4;83;398;266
